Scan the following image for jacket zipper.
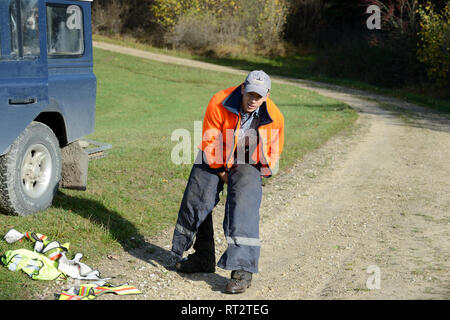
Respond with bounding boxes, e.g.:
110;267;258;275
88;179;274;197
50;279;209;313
225;114;240;168
257;127;272;175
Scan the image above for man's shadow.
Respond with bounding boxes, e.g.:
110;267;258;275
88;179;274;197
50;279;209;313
52;191;228;292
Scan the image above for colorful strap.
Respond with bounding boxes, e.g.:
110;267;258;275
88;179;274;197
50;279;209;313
59;283;141;300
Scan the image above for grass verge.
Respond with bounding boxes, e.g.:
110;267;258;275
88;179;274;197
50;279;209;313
93;34;450;115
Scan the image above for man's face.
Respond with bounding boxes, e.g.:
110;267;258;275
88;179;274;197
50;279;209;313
240;84;269;114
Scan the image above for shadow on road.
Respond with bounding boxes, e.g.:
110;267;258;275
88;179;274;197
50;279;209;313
52;192;228;292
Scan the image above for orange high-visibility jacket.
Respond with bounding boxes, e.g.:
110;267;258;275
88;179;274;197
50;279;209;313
200;85;284;177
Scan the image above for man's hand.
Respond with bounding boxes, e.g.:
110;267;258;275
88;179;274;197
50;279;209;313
217;171;228;184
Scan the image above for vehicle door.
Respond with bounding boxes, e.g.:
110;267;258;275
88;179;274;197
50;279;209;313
46;0;96;144
0;0;49;156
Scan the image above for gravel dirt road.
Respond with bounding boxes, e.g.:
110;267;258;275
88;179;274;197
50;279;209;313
40;42;450;300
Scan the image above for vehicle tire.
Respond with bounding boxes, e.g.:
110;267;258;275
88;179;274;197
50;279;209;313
0;121;62;216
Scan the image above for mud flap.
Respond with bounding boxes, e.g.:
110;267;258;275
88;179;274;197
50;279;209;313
60;141;88;191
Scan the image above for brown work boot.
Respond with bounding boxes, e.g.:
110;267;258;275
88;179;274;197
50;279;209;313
224;270;252;294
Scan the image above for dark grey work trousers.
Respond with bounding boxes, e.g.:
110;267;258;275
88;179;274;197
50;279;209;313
171;152;263;273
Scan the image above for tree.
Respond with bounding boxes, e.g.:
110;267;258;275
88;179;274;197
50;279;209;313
417;1;450;86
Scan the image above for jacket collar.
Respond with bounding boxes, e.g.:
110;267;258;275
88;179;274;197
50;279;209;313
221;86;273;126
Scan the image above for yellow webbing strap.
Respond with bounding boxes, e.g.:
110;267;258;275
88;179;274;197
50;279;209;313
58;292;94;300
93;283;142;296
25;232;48;245
59;283;141;300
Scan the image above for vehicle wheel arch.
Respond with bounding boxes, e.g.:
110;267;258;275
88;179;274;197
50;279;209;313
34;111;68;147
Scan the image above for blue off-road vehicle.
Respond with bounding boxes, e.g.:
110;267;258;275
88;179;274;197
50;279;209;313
0;0;106;216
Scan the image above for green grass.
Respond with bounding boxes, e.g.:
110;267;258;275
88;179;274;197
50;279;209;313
0;47;357;299
94;34;450;115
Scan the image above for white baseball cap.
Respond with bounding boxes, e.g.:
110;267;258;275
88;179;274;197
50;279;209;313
244;70;271;97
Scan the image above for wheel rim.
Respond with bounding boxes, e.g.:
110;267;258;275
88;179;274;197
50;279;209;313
21;144;53;199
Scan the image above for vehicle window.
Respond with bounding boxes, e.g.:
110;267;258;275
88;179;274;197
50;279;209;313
9;0;19;57
22;0;40;57
8;0;40;59
47;5;84;57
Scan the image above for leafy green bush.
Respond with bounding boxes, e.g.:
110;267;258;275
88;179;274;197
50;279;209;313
417;2;450;86
152;0;288;56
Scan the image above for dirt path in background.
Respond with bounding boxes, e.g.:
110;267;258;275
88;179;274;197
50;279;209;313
39;42;450;300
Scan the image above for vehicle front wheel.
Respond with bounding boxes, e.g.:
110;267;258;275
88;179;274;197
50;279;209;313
0;121;61;216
